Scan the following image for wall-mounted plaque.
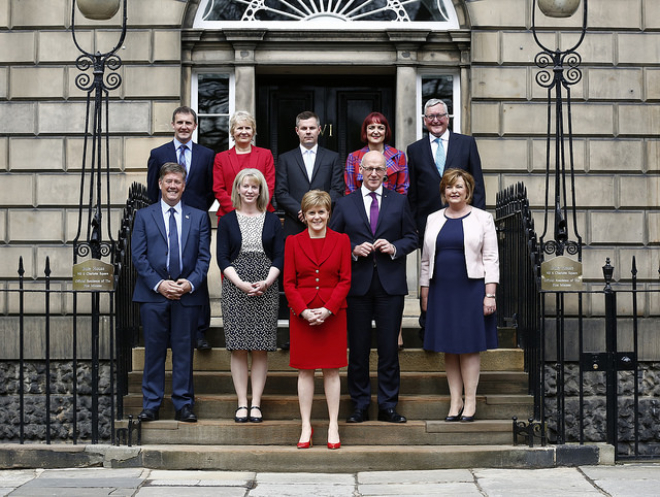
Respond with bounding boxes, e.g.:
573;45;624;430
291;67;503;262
73;259;114;291
541;255;583;291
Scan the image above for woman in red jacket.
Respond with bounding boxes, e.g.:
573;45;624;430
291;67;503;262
213;110;275;220
283;190;352;450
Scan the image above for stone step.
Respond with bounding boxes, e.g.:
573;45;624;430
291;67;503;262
127;370;530;396
189;320;518;349
97;443;583;471
131;347;525;372
123;393;533;422
116;419;515;446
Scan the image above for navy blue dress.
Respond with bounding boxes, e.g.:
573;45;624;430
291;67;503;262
423;213;498;354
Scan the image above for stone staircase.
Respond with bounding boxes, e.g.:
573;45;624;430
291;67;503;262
114;312;560;471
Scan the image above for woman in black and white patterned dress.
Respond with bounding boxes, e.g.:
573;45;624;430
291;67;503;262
216;168;284;423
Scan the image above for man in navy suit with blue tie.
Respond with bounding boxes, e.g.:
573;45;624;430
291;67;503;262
147;106;215;350
330;151;418;424
133;163;211;423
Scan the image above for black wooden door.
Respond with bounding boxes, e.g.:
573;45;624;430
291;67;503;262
256;75;395;166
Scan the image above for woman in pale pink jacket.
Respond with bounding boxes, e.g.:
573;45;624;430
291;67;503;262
420;169;499;423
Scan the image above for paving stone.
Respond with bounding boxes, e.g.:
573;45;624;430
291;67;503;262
358;469;474;484
248;483;355;497
256;472;355;485
358;482;482;495
579;464;660;497
474;468;602;495
137;488;246;497
146;469;255;487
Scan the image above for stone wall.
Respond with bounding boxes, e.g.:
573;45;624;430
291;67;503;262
544;362;660;457
0;3;657;330
468;0;660;311
0;361;115;441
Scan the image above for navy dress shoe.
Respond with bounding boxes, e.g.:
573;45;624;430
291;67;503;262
346;408;369;423
378;408;407;423
196;338;211;350
175;404;198;423
138;409;159;422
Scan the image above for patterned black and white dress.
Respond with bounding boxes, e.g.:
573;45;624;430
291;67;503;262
222;212;278;351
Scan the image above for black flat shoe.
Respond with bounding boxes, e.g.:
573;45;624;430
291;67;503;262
445;406;464;422
346;408;369;423
138;408;159;422
249;405;263;423
377;408;407;423
235;406;249;423
175;404;197;423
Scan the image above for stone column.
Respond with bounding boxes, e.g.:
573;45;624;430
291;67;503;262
225;30;265;116
390;34;426;298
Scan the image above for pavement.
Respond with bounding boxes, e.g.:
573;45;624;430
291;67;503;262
1;465;660;496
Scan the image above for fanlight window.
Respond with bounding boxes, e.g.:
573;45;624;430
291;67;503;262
194;0;459;28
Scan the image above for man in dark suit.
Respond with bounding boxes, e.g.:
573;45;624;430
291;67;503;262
407;98;486;245
275;110;344;238
147;106;215;350
132;163;211;423
330;151;418;424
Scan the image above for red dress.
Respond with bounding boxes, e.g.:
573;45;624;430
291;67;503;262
283;228;352;369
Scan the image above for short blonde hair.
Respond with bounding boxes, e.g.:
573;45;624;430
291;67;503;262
439;168;475;205
231;168;269;212
300;190;331;217
229;110;257;139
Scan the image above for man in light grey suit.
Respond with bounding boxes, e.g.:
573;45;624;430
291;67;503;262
275;111;345;238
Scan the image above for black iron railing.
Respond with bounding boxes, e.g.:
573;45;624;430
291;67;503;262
497;183;660;459
0;183;148;444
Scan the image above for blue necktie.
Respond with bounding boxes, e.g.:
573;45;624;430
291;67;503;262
178;145;188;174
369;192;379;235
434;137;446;176
168;207;181;280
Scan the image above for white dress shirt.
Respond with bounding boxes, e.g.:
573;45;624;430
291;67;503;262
300;144;318;181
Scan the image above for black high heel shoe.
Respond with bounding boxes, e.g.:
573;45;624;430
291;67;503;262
461;411;476;422
445;405;464;422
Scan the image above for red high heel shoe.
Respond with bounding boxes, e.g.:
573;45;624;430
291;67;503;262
327;441;341;450
297;427;313;449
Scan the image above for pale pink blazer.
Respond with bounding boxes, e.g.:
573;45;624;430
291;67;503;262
420;207;499;287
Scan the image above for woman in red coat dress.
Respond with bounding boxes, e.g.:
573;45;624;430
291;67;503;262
283;190;352;450
213;110;276;220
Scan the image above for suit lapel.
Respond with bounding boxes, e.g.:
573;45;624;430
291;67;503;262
374;189;392;236
317;229;339;265
187;142;199;182
424;137;442;180
445;131;457;169
180;205;192;254
353;191;371;234
227;148;242;178
294;149;310;185
310;148;323;183
151;205;168;242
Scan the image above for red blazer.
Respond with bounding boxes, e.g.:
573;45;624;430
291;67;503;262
283;228;352;316
213;145;276;218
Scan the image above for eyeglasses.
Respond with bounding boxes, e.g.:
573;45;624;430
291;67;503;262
360;166;387;174
424;113;448;121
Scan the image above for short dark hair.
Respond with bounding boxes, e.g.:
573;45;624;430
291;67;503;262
360;112;392;144
172;106;197;125
159;162;187;181
296;111;320;127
